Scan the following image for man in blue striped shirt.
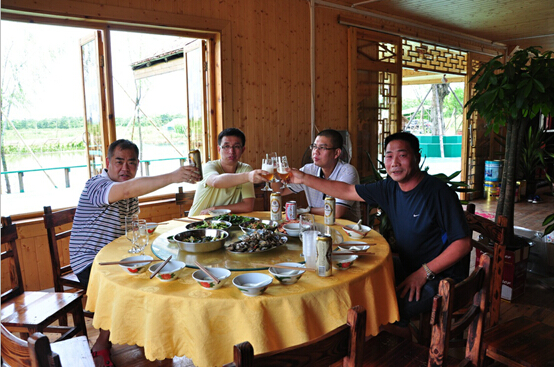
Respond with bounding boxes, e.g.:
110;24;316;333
69;139;200;367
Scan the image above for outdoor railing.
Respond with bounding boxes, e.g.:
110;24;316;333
1;157;187;194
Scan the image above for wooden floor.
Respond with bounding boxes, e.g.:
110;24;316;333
67;187;554;366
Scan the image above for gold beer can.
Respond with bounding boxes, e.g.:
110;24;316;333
188;149;203;180
270;192;282;221
324;196;336;225
316;234;332;277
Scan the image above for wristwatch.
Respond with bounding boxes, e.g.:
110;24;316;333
422;263;436;281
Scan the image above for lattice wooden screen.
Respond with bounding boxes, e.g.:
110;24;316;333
402;39;467;75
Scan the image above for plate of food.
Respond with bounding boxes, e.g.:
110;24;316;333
225;229;287;254
168;229;229;253
239;219;279;234
209;214;259;227
185;219;232;230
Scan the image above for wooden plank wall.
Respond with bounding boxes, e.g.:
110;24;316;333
1;0;363;291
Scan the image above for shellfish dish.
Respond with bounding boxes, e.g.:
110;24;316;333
225;229;287;254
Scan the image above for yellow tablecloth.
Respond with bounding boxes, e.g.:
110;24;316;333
86;212;399;366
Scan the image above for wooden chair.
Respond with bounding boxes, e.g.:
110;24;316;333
466;208;554;366
175;186;195;217
224;305;366;367
42;206;82;294
413;204;508;346
362;253;491;367
1;324;94;367
1;216;88;342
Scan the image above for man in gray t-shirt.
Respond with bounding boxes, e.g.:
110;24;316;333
273;129;360;222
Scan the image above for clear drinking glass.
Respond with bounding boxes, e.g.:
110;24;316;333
134;219;149;254
299;214;318;269
125;214;138;253
276;156;290;189
261;156;275;191
129;219;147;254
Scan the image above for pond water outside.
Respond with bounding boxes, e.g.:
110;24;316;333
0;144;196;217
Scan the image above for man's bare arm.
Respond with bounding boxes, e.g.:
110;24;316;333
207;169;268;188
287;168;363;202
108;166;200;203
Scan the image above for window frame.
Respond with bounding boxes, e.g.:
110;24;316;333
1;11;226;218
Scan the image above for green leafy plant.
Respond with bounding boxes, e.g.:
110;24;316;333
465;46;554;240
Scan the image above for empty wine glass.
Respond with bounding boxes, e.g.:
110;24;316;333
276;156;290;189
125;214;138;253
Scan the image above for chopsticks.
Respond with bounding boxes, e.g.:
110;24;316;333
150;255;172;279
341;226;367;237
99;259;163;266
252;263;316;272
194;261;220;284
174;217;205;222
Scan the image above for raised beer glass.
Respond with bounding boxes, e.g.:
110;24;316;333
276;156;290;189
261;156;275;191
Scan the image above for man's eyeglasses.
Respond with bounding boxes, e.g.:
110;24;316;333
310;144;337;152
220;144;243;151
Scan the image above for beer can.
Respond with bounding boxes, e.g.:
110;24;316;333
316;234;332;277
285;201;297;221
324;196;336;225
188;149;203;180
270;192;282;221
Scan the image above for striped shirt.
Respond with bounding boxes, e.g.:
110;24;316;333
69;169;139;275
287;160;361;222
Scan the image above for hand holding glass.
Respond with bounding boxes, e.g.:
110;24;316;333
276;156;290;189
261;157;275;191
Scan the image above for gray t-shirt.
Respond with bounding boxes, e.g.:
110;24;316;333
288;160;361;222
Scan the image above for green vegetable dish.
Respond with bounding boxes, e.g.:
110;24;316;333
211;214;257;226
188;220;231;230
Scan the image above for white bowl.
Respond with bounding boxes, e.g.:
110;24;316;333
208;209;232;216
149;260;186;281
332;253;358;270
192;268;231;290
268;263;306;284
343;224;371;239
338;241;371;253
146;222;158;234
232;273;272;296
283;223;301;237
119;255;153;275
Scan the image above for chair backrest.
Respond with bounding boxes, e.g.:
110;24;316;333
428;253;491;367
43;206;77;293
175;187;195;217
464;203;508;327
1;216;25;303
1;324;62;367
228;305;366;367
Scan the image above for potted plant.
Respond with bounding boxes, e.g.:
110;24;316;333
518;124;554;200
466;47;554;240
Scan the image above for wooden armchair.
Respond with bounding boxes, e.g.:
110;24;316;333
413;203;508;346
1;216;88;342
1;324;94;367
362;253;491;367
224;305;366;367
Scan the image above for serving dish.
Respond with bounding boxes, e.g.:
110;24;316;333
239;219;279;234
338;241;371;253
209;214;259;227
225;229;287;254
168;228;229;253
208;209;231;216
343;224;371;239
185;219;232;230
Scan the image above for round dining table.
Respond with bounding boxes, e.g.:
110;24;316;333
85;212;399;367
